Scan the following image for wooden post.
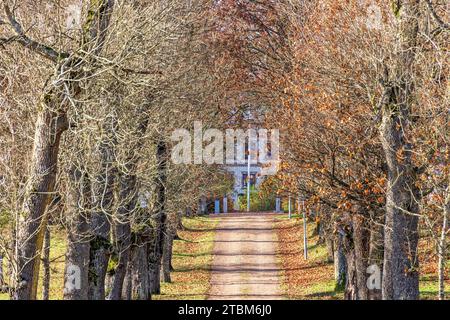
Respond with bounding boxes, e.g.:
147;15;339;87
288;196;292;219
247;149;251;212
275;197;281;213
303;199;308;260
223;196;228;214
214;199;220;214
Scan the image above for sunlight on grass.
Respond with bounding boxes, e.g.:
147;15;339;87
153;215;218;300
419;276;450;300
38;228;66;300
275;214;339;300
303;279;343;299
0;227;66;300
2;216;218;301
275;213;448;300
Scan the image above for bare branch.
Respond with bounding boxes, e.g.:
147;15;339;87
425;0;450;31
2;1;67;61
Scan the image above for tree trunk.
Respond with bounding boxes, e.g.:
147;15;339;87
107;175;135;300
108;102;150;300
88;230;111;302
107;222;132;300
380;0;421;300
198;196;207;215
122;261;132;300
88;115;117;300
64;167;92;300
7;228;15;294
380;102;421;299
148;139;168;294
340;213;371;300
368;216;384;300
438;190;448;300
88;215;111;300
334;232;347;291
149;260;161;295
148;225;162;295
0;251;6;294
162;228;174;283
130;238;150;300
13;105;68;300
339;217;360;300
0;252;4;287
325;235;334;263
344;246;357;300
42;226;51;300
352;213;370;300
178;210;185;229
313;214;321;238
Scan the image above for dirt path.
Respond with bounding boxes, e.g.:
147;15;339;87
208;213;284;300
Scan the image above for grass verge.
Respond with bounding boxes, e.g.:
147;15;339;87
274;214;449;300
0;227;66;300
1;215;218;300
153;215;218;300
274;214;340;300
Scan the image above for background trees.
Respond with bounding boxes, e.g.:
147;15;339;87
0;0;448;300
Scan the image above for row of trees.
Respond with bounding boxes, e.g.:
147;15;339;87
257;0;447;299
207;0;447;299
0;0;447;300
0;0;234;300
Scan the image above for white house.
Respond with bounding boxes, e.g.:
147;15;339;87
223;129;273;211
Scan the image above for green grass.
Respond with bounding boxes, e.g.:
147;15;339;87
274;213;306;220
276;214;448;300
1;216;219;300
419;276;450;300
303;279;343;299
294;224;344;300
0;227;67;300
153;216;218;300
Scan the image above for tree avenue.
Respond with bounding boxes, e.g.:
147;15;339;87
0;0;448;301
